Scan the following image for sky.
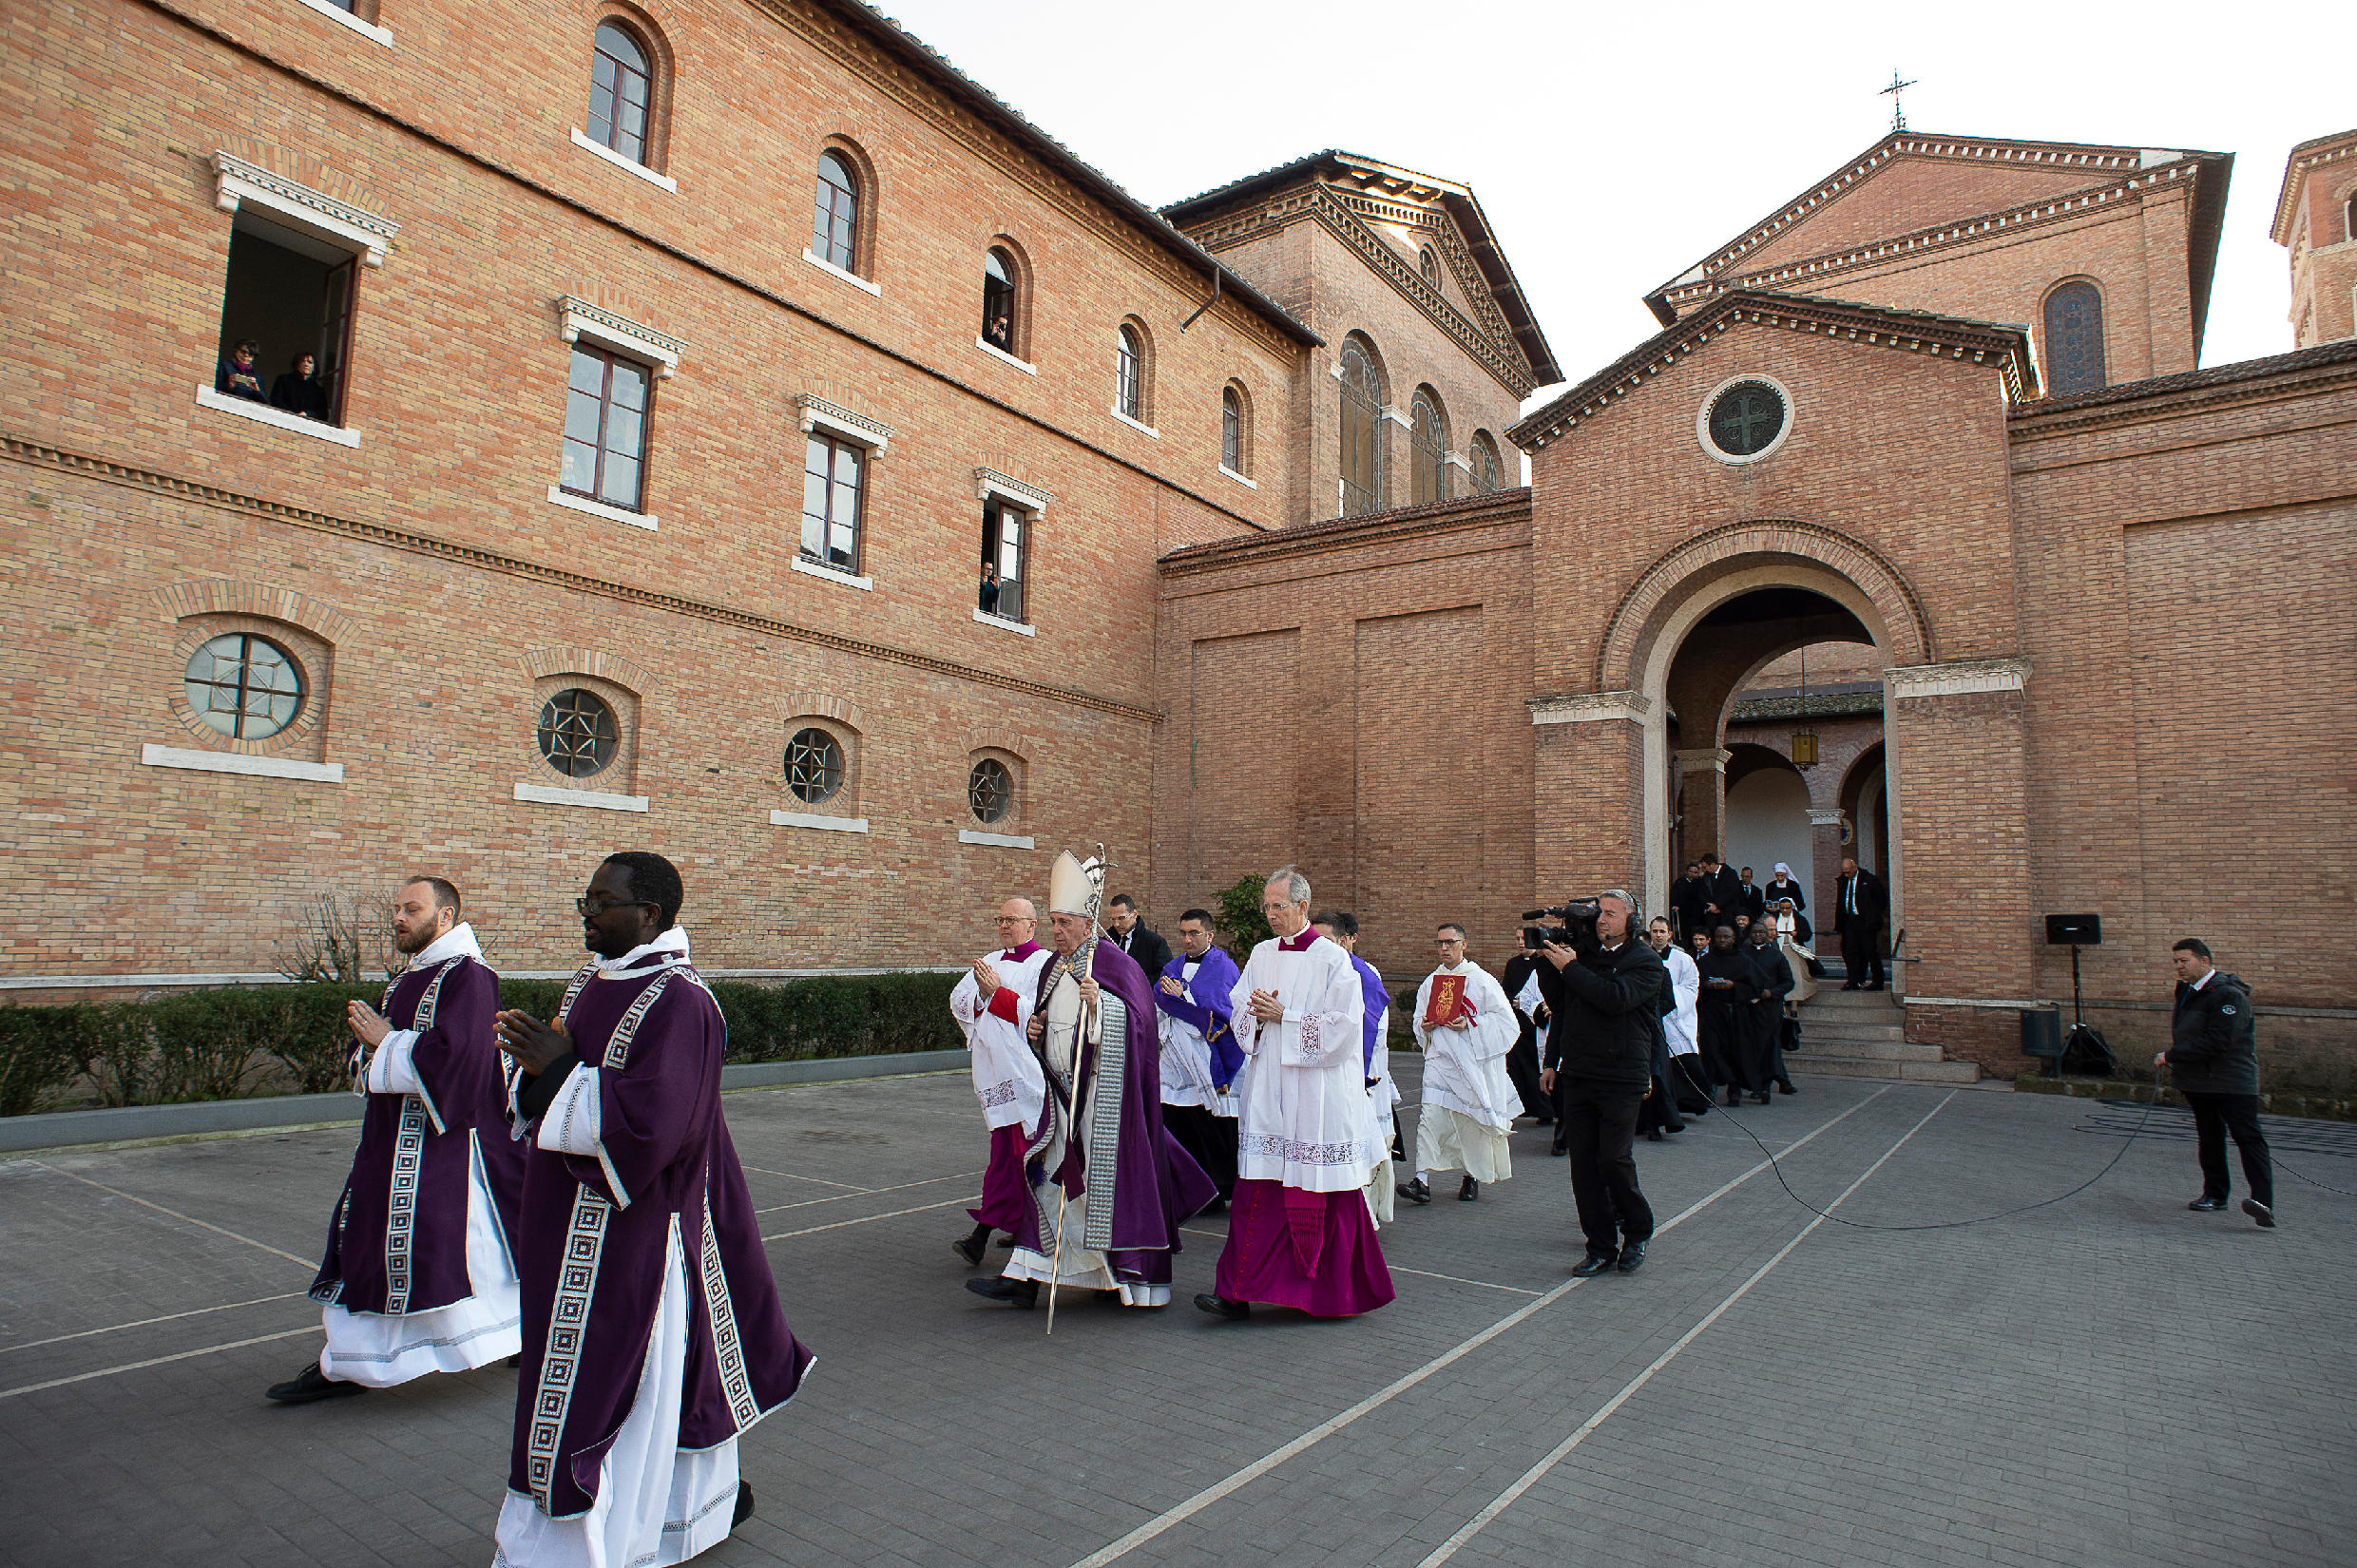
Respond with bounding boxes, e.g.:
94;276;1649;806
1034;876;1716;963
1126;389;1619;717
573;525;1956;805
870;0;2332;411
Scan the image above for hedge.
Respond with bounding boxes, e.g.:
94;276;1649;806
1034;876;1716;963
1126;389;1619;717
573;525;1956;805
0;971;963;1118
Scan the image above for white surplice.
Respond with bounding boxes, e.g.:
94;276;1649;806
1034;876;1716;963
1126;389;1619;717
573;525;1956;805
1361;987;1397;1226
1411;961;1517;1185
1228;933;1375;1195
949;947;1052;1131
1661;945;1702;1057
1159;956;1239;1117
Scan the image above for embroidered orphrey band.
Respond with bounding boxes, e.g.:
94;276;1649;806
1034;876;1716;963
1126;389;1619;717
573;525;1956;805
1081;993;1128;1252
700;1193;760;1432
382;956;463;1316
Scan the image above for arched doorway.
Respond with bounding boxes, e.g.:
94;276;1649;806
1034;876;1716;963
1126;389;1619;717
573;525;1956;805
1723;745;1812;891
1841;741;1889;877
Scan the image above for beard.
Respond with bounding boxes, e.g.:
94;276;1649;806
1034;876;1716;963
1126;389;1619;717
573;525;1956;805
394;922;438;956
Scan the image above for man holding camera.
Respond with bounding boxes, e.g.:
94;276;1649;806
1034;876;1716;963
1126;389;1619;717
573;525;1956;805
1536;890;1666;1277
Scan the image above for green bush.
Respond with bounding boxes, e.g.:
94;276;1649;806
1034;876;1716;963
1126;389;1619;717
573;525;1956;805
1211;874;1274;966
0;969;965;1117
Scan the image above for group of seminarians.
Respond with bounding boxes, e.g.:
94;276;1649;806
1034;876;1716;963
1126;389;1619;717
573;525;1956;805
265;854;811;1568
1672;849;1889;991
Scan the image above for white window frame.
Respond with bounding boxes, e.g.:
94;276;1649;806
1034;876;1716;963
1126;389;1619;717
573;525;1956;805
568;127;677;193
292;0;393;47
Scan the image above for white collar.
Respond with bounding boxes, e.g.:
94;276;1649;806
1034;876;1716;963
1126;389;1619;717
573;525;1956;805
2191;968;2216;991
594;925;691;978
407;922;483;968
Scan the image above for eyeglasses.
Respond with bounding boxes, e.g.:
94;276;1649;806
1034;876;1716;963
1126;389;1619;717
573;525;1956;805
1435;938;1465;947
576;895;655;917
994;915;1034;926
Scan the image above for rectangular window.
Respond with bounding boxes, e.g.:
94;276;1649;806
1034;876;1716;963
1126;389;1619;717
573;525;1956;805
980;498;1026;623
213;212;362;426
800;433;864;572
560;346;651;511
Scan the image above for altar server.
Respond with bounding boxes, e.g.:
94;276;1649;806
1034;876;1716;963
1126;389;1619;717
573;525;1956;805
948;896;1053;1264
493;851;812;1565
1397;924;1518;1205
270;875;525;1404
1155;908;1243;1209
1312;911;1398;1225
1197;867;1392;1321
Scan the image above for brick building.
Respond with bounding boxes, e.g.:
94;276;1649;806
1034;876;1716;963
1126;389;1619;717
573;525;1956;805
4;6;2352;1086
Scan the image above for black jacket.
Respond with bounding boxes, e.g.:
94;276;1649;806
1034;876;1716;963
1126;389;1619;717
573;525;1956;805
1670;876;1708;934
1110;923;1172;983
1833;870;1888;933
1735;882;1767;924
1537;939;1667;1089
1696;868;1743;933
2166;972;2258;1096
1761;877;1805;914
270;371;331;420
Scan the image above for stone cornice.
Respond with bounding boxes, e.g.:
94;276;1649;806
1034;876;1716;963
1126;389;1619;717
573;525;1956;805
4;433;1158;724
2006;339;2357;443
557;296;685;377
1885;657;2028;698
2271;130;2357;245
973;467;1053;509
1186;184;1537;397
1158;489;1530;580
1530;691;1650;725
1511;292;2032;451
795;392;895;448
213;149;399;265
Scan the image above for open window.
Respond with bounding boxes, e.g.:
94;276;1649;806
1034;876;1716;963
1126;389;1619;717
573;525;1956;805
982;247;1018;354
979;495;1028;624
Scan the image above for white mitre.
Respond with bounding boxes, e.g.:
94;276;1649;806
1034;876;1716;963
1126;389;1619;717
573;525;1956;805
1046;848;1107;920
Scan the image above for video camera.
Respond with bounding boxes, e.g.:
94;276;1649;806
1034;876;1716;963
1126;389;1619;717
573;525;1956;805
1521;898;1603;956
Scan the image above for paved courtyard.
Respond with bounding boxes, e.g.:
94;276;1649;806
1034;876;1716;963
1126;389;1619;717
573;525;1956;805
2;1063;2350;1568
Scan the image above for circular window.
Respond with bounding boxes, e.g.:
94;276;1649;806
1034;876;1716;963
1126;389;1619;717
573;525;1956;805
537;687;618;778
968;757;1014;825
784;727;845;804
183;633;303;739
1697;375;1792;466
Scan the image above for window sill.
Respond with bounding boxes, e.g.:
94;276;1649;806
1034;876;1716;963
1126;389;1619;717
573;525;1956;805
142;744;344;783
975;337;1037;374
568;128;677;193
770;809;869;834
1107;406;1159;439
195;386;361;448
971;608;1036;638
802;248;881;297
294;0;393;46
1218;464;1258;489
547;486;658;530
793;556;873;592
513;781;647;813
959;829;1034;849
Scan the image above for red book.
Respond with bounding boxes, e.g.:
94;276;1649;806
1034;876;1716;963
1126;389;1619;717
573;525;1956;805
1423;972;1472;1028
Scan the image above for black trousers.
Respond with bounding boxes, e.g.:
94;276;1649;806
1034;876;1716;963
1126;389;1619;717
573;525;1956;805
1840;924;1885;985
2182;1091;2272;1208
1560;1079;1654;1256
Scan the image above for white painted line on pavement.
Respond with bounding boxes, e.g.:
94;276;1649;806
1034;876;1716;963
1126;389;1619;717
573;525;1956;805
1067;1084;1894;1568
30;1162;316;1269
0;1326;322;1401
0;1291;311;1355
738;1164;874;1192
759;1194;981;1243
752;1169;984;1217
1389;1267;1542;1296
1412;1090;1958;1568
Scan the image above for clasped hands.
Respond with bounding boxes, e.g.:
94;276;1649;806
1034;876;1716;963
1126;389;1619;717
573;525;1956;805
494;1009;574;1077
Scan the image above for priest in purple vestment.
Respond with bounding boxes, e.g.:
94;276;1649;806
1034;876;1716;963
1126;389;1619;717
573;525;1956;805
966;849;1215;1311
271;875;526;1404
493;852;813;1567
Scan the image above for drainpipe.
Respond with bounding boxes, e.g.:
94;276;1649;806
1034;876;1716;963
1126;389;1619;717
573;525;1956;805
1178;268;1223;333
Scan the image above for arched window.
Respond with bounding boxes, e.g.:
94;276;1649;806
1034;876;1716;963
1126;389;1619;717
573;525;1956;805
2346;193;2356;243
1410;388;1448;507
982;248;1017;354
2042;281;2106;396
1221;386;1244;473
1338;337;1384;516
586;22;653;166
1469;431;1503;494
812;151;859;273
1115;324;1144;421
1419;247;1440;287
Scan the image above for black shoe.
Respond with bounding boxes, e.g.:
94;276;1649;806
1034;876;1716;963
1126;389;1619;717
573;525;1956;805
1841;982;1862;991
1866;983;1886;991
1194;1292;1250;1320
733;1481;755;1529
1201;1195;1228;1215
1548;1138;1566;1157
994;1233;1016;1248
2187;1195;2228;1212
504;1354;522;1368
1397;1177;1431;1206
951;1233;987;1267
265;1363;364;1405
1776;1080;1796;1095
1644;1129;1663;1141
1458;1176;1479;1202
1533;1114;1554;1126
1725;1089;1741;1107
964;1276;1039;1309
2242;1198;2277;1229
1616;1239;1647;1274
1748;1092;1772;1105
1571;1252;1617;1278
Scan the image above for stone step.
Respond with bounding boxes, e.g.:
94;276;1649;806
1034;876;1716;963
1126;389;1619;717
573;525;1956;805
1789;1038;1945;1061
1798;1025;1908;1044
1807;991;1901;1010
1788;1053;1981;1083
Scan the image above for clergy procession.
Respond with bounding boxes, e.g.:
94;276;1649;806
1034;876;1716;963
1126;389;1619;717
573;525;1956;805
264;846;1839;1565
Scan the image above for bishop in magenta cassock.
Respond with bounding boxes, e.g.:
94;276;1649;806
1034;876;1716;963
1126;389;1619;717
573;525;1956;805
1198;867;1394;1321
271;875;526;1404
493;852;812;1567
948;895;1053;1266
965;850;1215;1311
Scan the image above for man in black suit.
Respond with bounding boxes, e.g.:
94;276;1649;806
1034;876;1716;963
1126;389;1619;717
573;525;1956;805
1832;855;1887;989
1104;893;1173;981
1670;861;1708;943
1735;867;1767;928
1696;852;1742;943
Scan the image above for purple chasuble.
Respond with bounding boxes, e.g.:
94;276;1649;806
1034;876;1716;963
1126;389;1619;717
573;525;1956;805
311;955;522;1315
1350;954;1388;1076
1024;939;1217;1287
508;961;812;1520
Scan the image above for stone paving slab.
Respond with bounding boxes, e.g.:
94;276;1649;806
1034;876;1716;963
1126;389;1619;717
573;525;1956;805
1;1065;2350;1567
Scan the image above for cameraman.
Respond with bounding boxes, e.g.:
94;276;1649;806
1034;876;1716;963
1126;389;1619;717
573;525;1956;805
1536;889;1665;1277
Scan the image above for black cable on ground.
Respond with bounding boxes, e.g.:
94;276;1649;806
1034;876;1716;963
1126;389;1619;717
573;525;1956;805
1668;1057;2158;1232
